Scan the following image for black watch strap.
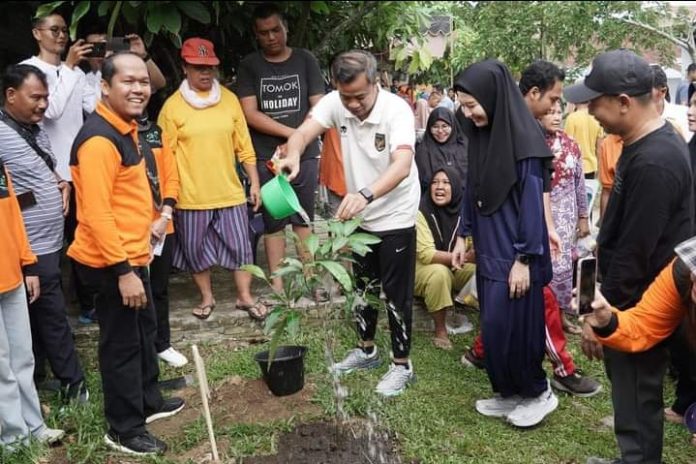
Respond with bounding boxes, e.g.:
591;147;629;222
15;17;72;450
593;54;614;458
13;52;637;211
359;187;374;204
515;253;531;265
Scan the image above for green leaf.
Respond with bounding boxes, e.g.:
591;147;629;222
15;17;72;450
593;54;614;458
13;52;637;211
286;311;301;338
35;1;66;18
241;264;268;282
342;219;360;236
349;242;372;257
271;266;301;280
170;32;182;49
70;1;92;41
97;1;114;17
161;8;182;34
310;1;330;14
328;220;343;237
121;2;139;25
267;315;289;365
281;257;304;270
304;234;319;258
317;261;352;292
331;236;349;253
349;232;382;246
263;307;284;336
146;6;165;33
176;1;211;24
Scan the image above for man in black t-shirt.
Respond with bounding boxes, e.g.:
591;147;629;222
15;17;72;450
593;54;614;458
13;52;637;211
565;50;694;464
236;3;325;292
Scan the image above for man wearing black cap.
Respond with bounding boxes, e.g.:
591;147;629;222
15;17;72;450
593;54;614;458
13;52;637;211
566;49;694;464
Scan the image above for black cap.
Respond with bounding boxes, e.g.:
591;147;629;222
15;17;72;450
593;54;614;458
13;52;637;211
564;49;653;103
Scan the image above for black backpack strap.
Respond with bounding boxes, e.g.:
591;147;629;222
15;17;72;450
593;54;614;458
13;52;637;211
0;110;55;172
137;132;162;210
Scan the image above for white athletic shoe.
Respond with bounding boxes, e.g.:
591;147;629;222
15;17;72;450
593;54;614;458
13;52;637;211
375;361;416;397
330;348;381;375
506;382;559;428
35;427;65;445
475;395;522;418
158;347;189;368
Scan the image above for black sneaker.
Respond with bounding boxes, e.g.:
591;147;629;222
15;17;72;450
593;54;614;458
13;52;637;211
145;397;185;424
61;381;89;405
460;347;486;370
551;373;602;397
104;431;167;456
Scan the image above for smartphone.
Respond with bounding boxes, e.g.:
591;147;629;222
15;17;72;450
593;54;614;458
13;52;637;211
576;256;597;315
85;42;106;58
16;191;37;210
107;37;130;53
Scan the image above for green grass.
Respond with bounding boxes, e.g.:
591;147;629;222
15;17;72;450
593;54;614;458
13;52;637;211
4;313;696;463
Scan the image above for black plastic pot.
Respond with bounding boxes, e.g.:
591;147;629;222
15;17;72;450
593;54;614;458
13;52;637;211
254;345;307;396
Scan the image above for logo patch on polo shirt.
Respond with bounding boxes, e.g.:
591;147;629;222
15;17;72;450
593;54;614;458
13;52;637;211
374;133;386;152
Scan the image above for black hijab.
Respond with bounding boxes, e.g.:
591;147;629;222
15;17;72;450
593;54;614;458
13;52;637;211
419;166;463;252
453;59;552;216
415;107;468;191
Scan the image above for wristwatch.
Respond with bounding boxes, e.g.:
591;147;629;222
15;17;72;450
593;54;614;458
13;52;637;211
514;253;531;265
359;187;374;204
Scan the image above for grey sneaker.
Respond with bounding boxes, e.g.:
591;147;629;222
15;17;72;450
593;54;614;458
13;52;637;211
375;361;416;397
331;348;381;375
475;395;522;418
34;427;65;445
507;382;558;428
551;372;602;397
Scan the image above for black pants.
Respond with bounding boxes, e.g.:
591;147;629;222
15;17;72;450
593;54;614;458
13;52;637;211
604;344;669;464
150;233;174;353
76;263;163;439
353;227;415;359
29;251;84;388
668;323;696;415
65;183;97;313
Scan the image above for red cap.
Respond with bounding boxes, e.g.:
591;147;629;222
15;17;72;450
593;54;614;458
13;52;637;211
181;38;220;66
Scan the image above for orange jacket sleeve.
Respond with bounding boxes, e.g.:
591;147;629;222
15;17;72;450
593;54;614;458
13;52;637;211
74;136;130;268
159;132;179;204
597;261;686;352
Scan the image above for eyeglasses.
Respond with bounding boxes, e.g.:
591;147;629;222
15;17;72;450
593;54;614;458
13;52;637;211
35;26;69;38
431;124;452;132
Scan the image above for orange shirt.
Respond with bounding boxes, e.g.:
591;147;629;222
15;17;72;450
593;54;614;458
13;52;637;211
0;168;37;293
598;134;623;189
597;260;685;352
318;128;346;197
68;102;153;272
152;133;179;235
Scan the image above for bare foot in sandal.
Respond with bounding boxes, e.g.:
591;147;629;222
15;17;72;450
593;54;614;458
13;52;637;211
192;299;216;320
432;336;453;351
665;407;684;424
236;300;269;321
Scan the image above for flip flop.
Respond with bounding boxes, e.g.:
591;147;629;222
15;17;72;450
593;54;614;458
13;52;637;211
192;301;215;320
432;337;453;351
236;301;269;321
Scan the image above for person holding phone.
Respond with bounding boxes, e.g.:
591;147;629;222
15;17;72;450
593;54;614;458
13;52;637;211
565;50;693;464
451;59;557;428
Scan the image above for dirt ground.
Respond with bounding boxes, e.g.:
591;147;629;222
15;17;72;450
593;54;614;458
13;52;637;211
243;420;405;464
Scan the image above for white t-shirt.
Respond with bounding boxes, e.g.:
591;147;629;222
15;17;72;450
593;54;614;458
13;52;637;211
662;101;693;142
21;56;97;180
310;88;420;232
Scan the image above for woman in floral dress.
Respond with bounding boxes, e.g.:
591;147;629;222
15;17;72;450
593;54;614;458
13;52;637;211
540;101;590;323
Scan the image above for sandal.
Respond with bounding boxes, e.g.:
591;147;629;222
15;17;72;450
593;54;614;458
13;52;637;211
192;301;216;320
432;337;453;351
236;301;269;321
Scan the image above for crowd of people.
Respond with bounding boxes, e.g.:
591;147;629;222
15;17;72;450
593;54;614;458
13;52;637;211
2;2;696;462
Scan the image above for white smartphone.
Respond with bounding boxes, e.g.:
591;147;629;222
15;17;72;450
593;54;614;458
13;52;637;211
576;256;597;315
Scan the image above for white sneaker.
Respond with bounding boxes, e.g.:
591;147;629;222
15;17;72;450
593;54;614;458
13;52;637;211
158;347;189;368
475;395;522;417
34;426;65;445
506;382;559;427
375;361;416;397
331;348;381;375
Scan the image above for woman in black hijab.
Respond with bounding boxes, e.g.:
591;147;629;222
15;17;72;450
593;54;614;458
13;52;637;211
450;59;556;428
414;167;475;350
415;107;468;192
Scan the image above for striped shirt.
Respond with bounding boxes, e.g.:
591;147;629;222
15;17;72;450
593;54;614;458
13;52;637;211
0;120;64;256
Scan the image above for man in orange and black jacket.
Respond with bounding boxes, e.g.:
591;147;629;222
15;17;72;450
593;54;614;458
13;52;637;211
68;51;183;457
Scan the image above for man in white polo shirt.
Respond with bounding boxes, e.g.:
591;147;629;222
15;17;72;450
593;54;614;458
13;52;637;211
280;50;420;396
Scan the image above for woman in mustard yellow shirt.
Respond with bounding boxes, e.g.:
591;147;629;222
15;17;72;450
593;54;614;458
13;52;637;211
158;38;266;321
